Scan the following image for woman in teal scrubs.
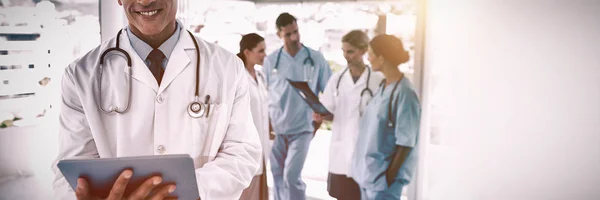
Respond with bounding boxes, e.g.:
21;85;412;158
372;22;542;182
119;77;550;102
349;34;421;200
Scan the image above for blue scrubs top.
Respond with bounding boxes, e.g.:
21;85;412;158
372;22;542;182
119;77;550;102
349;78;421;191
262;46;332;135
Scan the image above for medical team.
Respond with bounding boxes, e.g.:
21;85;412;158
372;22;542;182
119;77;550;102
52;0;420;199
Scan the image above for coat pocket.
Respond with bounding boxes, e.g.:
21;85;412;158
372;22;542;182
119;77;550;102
191;103;228;168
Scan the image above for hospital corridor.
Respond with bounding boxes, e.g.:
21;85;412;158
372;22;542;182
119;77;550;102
1;0;599;199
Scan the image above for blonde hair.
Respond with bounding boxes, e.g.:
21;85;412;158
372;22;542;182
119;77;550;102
342;30;369;50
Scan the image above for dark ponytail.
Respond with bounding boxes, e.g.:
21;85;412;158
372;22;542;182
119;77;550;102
236;52;246;65
238;33;265;66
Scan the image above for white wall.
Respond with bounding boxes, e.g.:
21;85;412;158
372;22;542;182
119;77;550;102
100;1;126;42
420;0;600;199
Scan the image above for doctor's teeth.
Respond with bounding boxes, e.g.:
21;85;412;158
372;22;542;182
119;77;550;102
140;10;158;16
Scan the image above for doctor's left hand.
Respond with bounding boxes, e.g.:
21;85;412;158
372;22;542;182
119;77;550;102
75;170;178;200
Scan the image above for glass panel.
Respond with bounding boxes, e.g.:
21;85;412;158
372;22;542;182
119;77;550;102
178;1;419;199
0;1;100;198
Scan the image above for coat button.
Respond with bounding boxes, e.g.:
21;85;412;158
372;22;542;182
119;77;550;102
157;145;166;154
156;95;164;103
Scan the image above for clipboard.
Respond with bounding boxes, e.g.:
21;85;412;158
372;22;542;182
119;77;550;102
57;154;199;199
287;80;333;117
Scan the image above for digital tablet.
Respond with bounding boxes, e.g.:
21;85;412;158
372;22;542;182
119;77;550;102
57;154;199;199
287;80;334;116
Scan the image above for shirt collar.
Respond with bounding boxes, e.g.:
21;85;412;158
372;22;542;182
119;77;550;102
126;21;182;61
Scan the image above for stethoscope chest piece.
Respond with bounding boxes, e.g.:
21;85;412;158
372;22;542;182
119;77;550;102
188;101;206;118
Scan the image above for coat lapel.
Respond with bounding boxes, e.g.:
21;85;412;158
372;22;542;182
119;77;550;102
120;30;159;93
158;30;194;95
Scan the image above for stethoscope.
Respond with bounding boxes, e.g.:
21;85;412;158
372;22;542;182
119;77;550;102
272;44;315;81
334;66;373;97
379;78;402;128
335;66;374;116
98;29;210;118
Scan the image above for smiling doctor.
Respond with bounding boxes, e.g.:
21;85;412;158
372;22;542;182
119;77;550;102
51;0;261;199
318;30;384;200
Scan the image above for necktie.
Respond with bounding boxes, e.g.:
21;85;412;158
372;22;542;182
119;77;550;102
147;49;166;85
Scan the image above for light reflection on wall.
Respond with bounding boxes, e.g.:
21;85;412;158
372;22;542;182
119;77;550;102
0;1;100;198
177;1;417;76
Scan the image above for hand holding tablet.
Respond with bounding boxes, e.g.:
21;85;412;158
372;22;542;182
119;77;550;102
75;169;176;200
57;154;199;200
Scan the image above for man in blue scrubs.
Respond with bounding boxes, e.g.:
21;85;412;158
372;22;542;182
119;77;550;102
262;12;332;200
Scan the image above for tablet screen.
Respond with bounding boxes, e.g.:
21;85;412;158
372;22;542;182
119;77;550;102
57;154;199;199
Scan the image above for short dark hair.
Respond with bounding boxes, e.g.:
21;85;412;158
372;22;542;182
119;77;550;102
276;12;297;30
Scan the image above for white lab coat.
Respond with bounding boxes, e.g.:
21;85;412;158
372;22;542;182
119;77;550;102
246;69;270;175
51;28;261;200
321;67;384;175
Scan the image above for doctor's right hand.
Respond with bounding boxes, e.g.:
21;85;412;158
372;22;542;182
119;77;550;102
313;113;324;123
313;113;333;122
75;170;177;200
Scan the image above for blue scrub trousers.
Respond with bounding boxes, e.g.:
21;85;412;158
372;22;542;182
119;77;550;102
270;131;313;200
360;180;405;200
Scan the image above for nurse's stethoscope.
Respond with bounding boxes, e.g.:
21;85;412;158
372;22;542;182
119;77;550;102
379;78;402;127
98;29;210;118
272;44;315;81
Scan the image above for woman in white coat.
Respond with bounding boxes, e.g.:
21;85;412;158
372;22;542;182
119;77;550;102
52;1;261;199
317;30;384;200
237;33;270;200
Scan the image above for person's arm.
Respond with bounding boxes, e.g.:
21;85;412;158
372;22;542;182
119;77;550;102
318;72;338;122
263;57;276;140
52;66;100;200
311;53;333;134
317;53;333;94
385;89;421;186
386;146;412;185
262;57;271;86
193;58;262;200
